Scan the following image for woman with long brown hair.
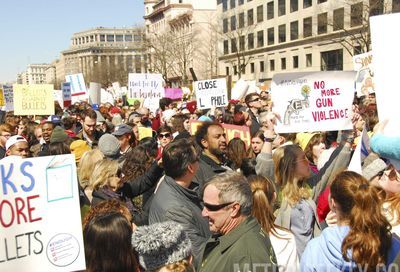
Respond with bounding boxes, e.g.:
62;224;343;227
301;171;400;271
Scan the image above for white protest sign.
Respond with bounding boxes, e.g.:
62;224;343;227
2;85;14;111
62;82;72;108
112;82;122;98
231;79;249;100
271;71;355;133
65;73;88;103
89;82;101;105
194;78;228;110
353;52;375;97
370;13;400;122
53;90;63;109
101;88;114;104
128;73;164;113
0;154;85;271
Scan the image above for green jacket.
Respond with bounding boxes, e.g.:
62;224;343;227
199;216;278;272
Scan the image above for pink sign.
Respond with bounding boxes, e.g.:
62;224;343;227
164;88;183;100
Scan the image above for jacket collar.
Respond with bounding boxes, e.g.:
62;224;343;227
200;153;230;173
164;175;202;205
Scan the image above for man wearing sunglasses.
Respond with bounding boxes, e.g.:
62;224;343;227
149;138;211;269
245;92;262;136
199;172;278;272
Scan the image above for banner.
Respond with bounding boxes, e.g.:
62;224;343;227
0;86;4;106
128;73;164;113
61;83;72;108
189;121;251;148
89;82;101;105
13;84;55;116
271;71;356;133
353;52;375;97
3;85;14;111
164;88;183;100
0;155;86;271
65;73;88;103
194;78;228;110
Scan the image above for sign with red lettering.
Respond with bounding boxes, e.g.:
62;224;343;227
0;155;86;271
271;71;356;133
128;73;164;113
194;78;228;110
189;121;251;148
353;52;375;97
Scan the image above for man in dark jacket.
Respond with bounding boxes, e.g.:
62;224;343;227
245;92;262;136
199;171;278;272
76;109;103;147
149;138;211;268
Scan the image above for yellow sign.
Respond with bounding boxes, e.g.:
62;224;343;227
13;84;55;115
0;87;4;106
138;126;153;140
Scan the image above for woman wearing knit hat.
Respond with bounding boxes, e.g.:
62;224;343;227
295;132;326;174
132;221;193;272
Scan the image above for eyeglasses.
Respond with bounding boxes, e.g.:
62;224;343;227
1;133;11;138
158;133;171;139
203;201;234;212
378;164;400;181
249;97;261;103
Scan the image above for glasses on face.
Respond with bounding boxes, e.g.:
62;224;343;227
203;201;234;212
158;133;171;139
249;97;261;103
378;164;400;181
1;133;11;138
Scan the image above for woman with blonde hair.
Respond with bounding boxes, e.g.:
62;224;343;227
249;175;299;272
301;171;400;271
77;149;104;202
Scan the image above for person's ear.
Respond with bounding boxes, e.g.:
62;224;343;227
201;138;208;149
187;163;196;174
230;202;241;217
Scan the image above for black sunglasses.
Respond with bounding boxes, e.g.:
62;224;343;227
203;201;234;212
158;133;171;139
249;97;261;103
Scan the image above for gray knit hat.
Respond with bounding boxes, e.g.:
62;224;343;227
132;221;192;270
98;134;120;159
362;153;387;181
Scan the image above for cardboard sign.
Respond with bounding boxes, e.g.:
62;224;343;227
53;90;63;109
62;83;72;108
194;78;228;110
3;85;14;111
231;79;249;100
353;52;375;97
65;73;88;103
271;72;356;133
0;155;86;271
164;88;183;100
370;13;400;123
128;73;164;113
0;86;4;106
13;84;55;116
138;126;153;140
89;82;101;105
189;121;251;148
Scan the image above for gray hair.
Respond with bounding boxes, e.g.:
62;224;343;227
205;171;252;216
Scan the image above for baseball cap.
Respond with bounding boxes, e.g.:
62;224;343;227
6;135;28;151
112;124;132;137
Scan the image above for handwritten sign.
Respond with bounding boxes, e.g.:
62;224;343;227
0;155;86;271
3;85;14;111
128;73;164;113
271;72;356;133
194;78;228;110
65;73;88;103
189;121;251;148
62;82;72;108
353;52;375;97
13;84;55;116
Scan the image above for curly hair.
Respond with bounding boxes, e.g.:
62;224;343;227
121;145;153;183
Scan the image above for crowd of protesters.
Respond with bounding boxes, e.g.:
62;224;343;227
1;91;400;272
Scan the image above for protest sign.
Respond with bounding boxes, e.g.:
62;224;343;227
53;90;63;109
100;88;114;104
112;82;122;98
128;73;164;113
3;85;14;111
138;126;153;140
65;73;88;103
13;84;55;116
0;86;4;106
62;83;72;108
164;88;183;100
353;52;375;97
0;154;86;271
231;79;249;100
271;71;356;133
89;82;101;105
370;13;400;123
189;121;251;148
194;78;228;110
348;126;370;174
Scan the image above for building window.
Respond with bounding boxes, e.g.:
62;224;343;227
248;33;254;49
393;0;400;12
257;5;264;22
239;35;245;51
223;0;228;12
260;61;265;72
100;35;106;42
281;58;286;70
278;24;286;43
257;30;264;47
239;0;244;5
269;60;275;71
278;0;286;16
230;0;236;9
354;45;362;55
321;49;343;70
234;65;238;75
291;0;298;12
248;9;254;25
231;16;236;31
318;12;328;34
125;35;133;41
226;66;230;75
107;35;114;42
267;27;274;45
224;40;229;54
293;56;299;68
318;0;327;3
231;38;237;53
303;17;312;38
351;2;363;27
239;12;245;28
304;0;312;8
116;35;123;42
333;8;344;30
250;63;255;73
290;21;298;40
370;0;384;16
306;53;312;67
267;2;274;19
223;18;228;33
